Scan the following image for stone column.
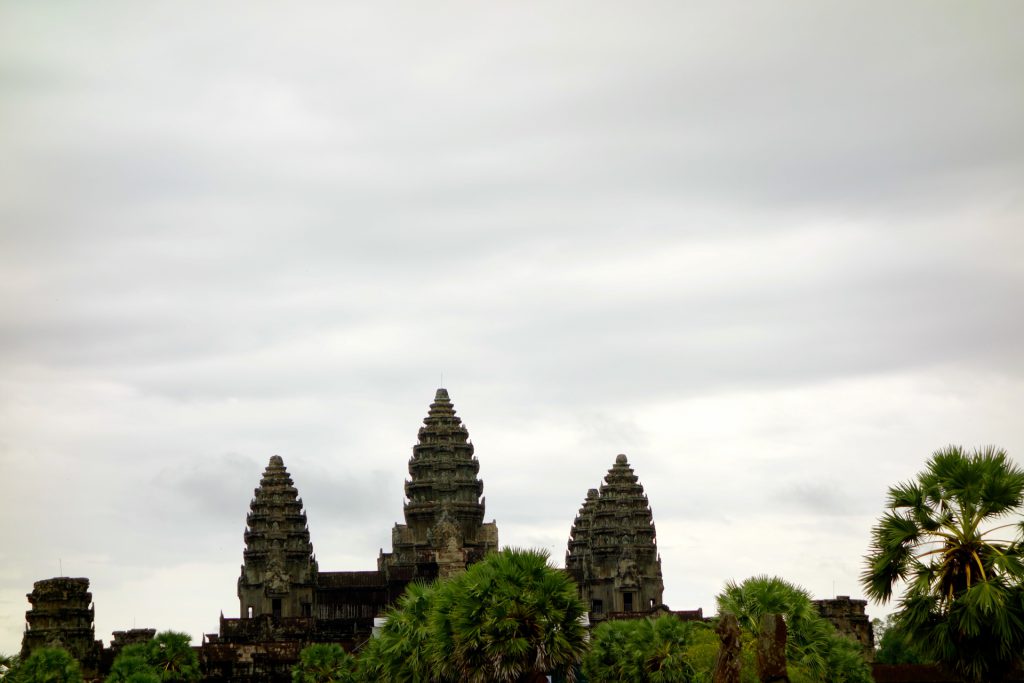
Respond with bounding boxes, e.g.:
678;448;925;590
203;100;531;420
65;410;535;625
713;613;742;683
756;613;789;683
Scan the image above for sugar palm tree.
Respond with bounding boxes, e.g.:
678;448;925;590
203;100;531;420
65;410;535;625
106;644;159;683
358;581;446;683
861;445;1024;682
145;632;200;683
17;648;82;683
716;575;871;683
431;548;589;683
582;616;712;682
291;644;357;683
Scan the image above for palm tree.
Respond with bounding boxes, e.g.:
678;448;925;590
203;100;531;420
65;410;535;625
291;644;358;683
145;632;200;683
582;616;713;682
716;576;872;683
861;445;1024;682
16;648;82;683
358;581;446;682
431;548;589;683
106;644;159;683
0;654;20;683
717;575;832;677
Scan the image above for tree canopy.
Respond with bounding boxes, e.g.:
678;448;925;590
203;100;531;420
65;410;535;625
291;644;358;683
861;445;1024;682
361;547;588;683
716;575;871;683
14;648;82;683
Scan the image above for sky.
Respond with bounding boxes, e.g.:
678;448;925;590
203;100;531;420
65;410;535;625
1;0;1023;655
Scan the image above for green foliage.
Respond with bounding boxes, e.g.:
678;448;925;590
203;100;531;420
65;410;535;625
871;615;929;664
582;616;713;682
106;644;159;683
716;576;871;683
144;632;200;683
430;547;589;682
106;633;199;683
361;548;587;682
291;644;358;683
861;445;1024;682
358;581;446;682
0;654;20;683
16;648;82;683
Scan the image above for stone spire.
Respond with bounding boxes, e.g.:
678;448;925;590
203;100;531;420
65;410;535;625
566;488;599;583
22;578;102;677
238;455;317;620
567;454;664;619
404;388;486;537
380;388;499;581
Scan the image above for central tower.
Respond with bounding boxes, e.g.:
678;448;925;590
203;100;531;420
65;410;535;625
379;388;499;581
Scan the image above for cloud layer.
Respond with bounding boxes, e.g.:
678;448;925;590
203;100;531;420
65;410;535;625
1;0;1023;653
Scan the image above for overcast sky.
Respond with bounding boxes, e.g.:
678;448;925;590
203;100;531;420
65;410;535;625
2;1;1023;654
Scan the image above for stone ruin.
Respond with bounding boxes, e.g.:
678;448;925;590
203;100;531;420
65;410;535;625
565;454;667;621
21;578;103;679
19;388;876;682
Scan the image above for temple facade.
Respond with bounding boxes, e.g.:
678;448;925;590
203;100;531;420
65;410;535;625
566;454;666;621
19;388;874;682
200;388;499;681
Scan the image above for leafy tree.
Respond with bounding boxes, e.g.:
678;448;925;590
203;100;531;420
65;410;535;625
716;576;871;683
430;548;589;682
144;632;200;683
291;644;357;683
871;615;929;664
358;581;447;683
106;644;160;683
861;445;1024;682
16;648;82;683
0;654;20;683
582;616;714;682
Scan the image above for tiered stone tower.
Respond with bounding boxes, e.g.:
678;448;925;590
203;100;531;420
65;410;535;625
566;454;664;620
237;455;318;620
21;578;102;677
379;388;498;581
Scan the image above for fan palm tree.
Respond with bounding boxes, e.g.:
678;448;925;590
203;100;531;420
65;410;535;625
431;548;589;683
716;575;832;677
358;581;446;683
716;576;871;683
861;445;1024;682
0;654;20;683
145;632;200;683
291;644;357;683
16;648;82;683
582;616;711;683
106;644;159;683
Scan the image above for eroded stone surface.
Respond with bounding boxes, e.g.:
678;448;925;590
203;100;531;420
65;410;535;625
566;454;665;620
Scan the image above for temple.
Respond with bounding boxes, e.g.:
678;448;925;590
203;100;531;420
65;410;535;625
566;454;667;621
18;389;874;682
200;388;499;681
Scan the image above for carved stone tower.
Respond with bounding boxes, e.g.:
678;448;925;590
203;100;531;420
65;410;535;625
238;455;318;620
21;578;102;677
379;388;499;581
566;454;664;621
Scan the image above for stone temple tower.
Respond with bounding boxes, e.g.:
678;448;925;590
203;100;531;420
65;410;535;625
379;388;499;581
566;454;664;621
21;578;102;677
238;455;318;619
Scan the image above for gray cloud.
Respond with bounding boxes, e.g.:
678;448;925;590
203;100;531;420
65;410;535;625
1;0;1023;654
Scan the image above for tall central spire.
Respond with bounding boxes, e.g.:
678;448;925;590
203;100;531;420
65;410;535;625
403;387;485;537
379;388;499;582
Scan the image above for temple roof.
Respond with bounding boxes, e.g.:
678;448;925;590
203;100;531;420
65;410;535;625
566;454;659;568
404;387;485;530
243;455;314;564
